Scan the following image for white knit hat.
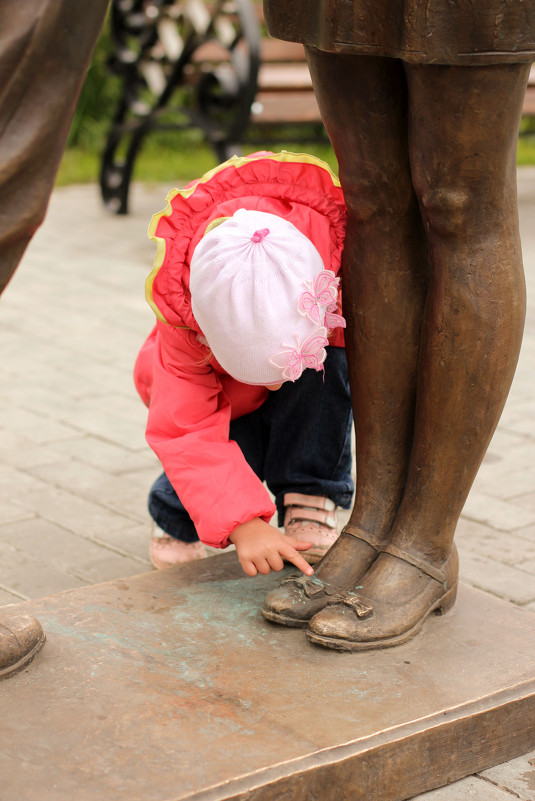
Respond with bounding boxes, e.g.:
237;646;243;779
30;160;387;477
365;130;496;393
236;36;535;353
190;208;345;386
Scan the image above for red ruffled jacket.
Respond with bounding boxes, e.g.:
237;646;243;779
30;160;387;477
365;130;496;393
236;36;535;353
134;152;346;548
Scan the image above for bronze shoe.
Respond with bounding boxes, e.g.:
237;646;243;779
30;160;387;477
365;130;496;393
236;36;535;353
261;525;384;627
0;612;45;679
306;543;459;651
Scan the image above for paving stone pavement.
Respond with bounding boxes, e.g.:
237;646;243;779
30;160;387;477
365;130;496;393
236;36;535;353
1;172;535;799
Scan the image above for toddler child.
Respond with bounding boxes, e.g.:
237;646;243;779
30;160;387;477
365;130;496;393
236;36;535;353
134;151;354;577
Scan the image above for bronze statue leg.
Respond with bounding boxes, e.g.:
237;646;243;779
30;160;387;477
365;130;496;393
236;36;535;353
262;54;429;626
0;0;109;294
391;62;529;558
306;51;430;542
0;1;108;675
307;61;530;650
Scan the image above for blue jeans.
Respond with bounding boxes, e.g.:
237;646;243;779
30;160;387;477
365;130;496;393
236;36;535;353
148;346;354;543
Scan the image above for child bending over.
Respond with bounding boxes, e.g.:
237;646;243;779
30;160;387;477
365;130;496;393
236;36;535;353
134;152;353;577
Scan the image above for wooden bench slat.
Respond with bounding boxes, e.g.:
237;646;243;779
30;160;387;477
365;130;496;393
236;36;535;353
191;38;307;64
182;40;535;121
260;39;307;62
258;63;313;91
251;91;322;124
192;40;245;62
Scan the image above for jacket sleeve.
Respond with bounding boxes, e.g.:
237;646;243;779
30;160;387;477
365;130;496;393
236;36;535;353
144;321;276;548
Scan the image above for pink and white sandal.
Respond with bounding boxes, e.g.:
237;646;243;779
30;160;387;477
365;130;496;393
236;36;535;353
150;528;206;569
283;493;340;564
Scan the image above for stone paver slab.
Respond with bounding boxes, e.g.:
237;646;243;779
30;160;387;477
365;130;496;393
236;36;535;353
0;541;87;599
0;518;148;584
412;775;526;800
459;549;535;604
462;491;535;532
456;518;535;566
91;524;153;564
50;435;157;474
0;501;34;526
481;750;535;800
29;460;152;521
0;588;24;606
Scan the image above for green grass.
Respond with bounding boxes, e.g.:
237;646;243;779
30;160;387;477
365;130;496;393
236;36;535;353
57;135;217;188
517;134;535;165
56;125;338;189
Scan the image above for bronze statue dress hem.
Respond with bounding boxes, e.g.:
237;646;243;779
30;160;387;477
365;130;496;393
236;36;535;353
264;0;535;65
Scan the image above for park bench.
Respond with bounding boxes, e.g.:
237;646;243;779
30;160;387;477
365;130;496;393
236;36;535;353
99;0;535;215
100;0;325;214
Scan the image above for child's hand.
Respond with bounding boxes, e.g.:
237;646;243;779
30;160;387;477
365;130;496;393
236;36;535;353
229;518;314;577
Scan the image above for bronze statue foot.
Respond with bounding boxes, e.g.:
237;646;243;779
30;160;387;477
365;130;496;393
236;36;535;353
261;525;385;627
306;543;459;651
0;612;45;680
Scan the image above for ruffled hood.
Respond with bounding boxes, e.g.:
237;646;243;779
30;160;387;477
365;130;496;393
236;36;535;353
145;151;346;331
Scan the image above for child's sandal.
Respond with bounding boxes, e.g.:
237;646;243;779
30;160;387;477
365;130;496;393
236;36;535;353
283;493;340;564
150;527;206;569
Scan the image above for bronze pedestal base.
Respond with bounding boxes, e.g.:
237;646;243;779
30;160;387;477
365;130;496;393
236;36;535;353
1;552;534;801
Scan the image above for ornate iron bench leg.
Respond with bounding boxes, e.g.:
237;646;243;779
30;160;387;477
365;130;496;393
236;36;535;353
100;0;260;214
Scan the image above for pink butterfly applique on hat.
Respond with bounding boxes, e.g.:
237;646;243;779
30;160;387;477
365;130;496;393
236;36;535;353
297;270;345;330
269;328;329;382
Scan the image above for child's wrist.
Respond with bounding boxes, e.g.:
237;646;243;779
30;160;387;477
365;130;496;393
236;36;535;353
229;518;258;544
